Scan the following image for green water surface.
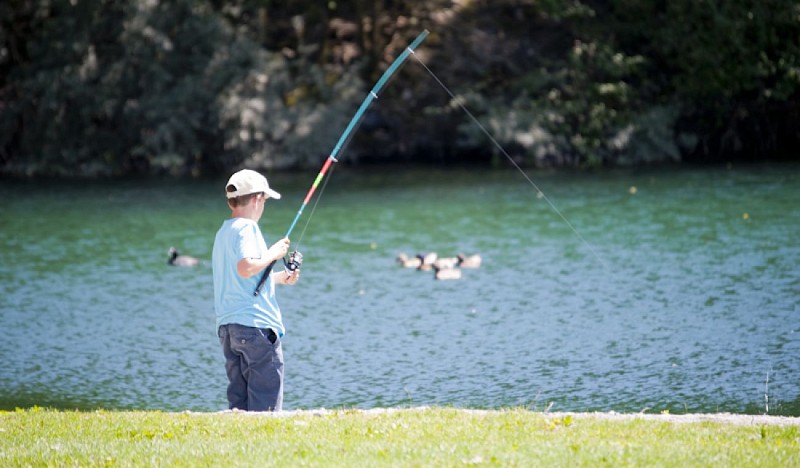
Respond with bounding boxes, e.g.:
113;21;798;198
1;164;798;414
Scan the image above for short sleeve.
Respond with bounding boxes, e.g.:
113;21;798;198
236;222;262;260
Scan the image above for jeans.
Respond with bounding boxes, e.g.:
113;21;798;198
218;323;284;411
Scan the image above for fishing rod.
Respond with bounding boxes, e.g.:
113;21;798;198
254;29;430;296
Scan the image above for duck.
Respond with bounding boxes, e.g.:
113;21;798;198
168;247;200;267
433;264;462;280
396;252;422;268
432;256;459;270
457;253;481;269
416;252;438;271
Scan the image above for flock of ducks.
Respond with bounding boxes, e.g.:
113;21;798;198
396;252;481;280
168;246;482;281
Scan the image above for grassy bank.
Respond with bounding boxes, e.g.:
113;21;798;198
2;407;798;466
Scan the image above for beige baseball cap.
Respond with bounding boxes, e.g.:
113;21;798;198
225;169;281;199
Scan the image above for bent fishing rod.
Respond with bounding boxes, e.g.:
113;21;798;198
254;29;430;296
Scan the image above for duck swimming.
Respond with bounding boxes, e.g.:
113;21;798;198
168;247;200;267
415;252;439;271
456;253;481;269
433;264;462;280
396;252;422;268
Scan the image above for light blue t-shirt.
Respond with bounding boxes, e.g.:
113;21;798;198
212;217;284;336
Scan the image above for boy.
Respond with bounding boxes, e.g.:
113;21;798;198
212;169;300;411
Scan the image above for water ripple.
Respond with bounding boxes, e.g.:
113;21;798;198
1;166;798;414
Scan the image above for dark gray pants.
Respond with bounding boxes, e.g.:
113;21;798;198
218;323;284;411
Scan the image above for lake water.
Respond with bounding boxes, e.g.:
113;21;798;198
1;164;798;415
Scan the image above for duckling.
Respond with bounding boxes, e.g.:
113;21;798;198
168;247;200;267
456;253;481;269
433;265;462;280
396;252;422;268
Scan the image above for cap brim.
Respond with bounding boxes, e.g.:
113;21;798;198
265;188;281;200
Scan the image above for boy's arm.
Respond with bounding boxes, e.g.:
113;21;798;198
237;237;290;278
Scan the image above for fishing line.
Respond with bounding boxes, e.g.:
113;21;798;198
292;162;337;252
410;53;608;269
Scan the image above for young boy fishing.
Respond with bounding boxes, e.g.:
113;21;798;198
212;169;301;411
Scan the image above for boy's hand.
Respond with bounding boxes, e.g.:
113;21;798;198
268;238;290;262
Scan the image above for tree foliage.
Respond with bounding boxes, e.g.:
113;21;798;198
1;0;798;177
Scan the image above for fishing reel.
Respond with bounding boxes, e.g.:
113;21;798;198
283;250;303;276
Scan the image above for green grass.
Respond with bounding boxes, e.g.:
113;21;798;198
2;407;798;466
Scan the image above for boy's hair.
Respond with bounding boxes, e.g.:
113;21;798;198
226;188;263;208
